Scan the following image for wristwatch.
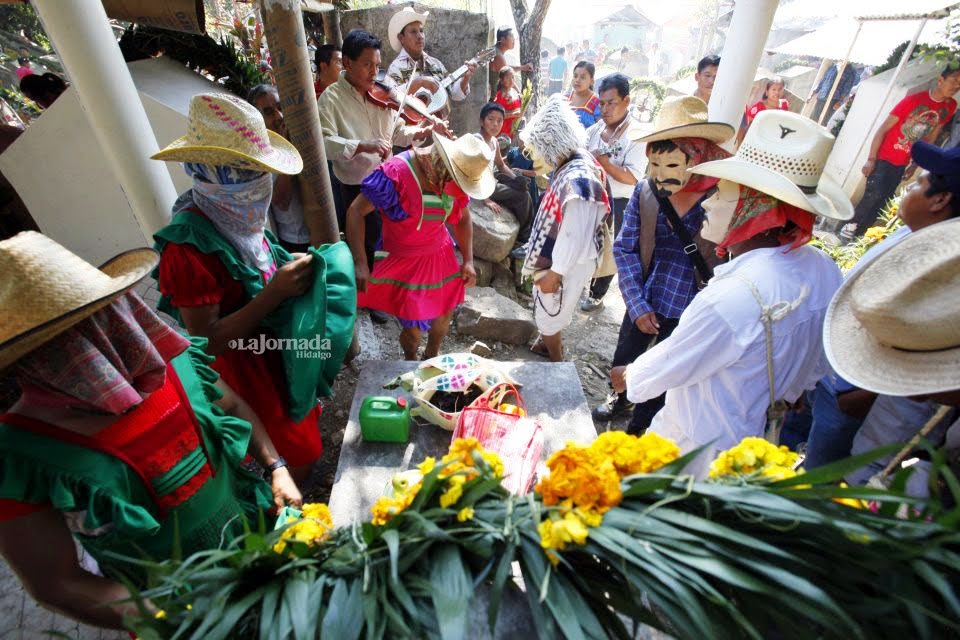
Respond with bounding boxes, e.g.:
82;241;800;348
266;456;288;476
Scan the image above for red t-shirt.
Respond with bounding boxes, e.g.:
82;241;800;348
878;91;957;166
745;99;789;125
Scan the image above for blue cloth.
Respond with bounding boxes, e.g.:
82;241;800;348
506;147;541;209
573;103;601;129
548;56;567;81
804;373;864;468
815;64;857;100
613;186;706;321
360;165;409;222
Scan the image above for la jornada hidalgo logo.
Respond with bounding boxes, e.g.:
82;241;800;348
229;335;332;359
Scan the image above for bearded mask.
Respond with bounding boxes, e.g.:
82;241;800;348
646;147;691;196
645;137;731;197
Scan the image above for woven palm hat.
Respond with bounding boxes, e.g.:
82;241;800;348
824;218;960;396
152;93;303;175
0;232;158;370
433;133;496;200
631;96;734;144
389;6;429;53
689;110;853;221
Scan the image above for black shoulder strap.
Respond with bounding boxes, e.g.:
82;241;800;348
650;182;713;287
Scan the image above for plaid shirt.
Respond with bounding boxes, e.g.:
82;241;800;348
816;64;856;100
614;186;706;321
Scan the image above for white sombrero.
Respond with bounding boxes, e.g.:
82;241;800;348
152;93;303;175
631;96;734;144
824;218;960;396
433;133;496;200
388;6;429;53
689;110;853;221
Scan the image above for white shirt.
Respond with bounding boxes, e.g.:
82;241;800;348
387;48;468;102
550;200;606;275
270;174;310;245
317;72;418;185
584;119;647;199
625;245;843;472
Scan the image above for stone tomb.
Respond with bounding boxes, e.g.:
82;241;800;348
328;360;597;524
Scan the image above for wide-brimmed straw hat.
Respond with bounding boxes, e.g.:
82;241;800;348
389;6;429;53
824;218;960;396
631;96;734;144
152;93;303;175
0;232;158;370
433;133;496;200
689;110;853;221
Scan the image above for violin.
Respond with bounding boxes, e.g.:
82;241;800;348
366;72;453;137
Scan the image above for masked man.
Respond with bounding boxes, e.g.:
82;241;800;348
612;111;854;476
594;96;732;432
521;94;610;362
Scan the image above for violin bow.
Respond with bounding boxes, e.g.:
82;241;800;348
391;59;420;135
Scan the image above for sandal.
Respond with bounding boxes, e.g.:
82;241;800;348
529;336;550;359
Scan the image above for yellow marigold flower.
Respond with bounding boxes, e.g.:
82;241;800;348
300;503;333;528
154;610;167;620
709;437;801;481
864;226;887;242
418;456;436;475
438;438;503;481
538;510;590;552
370;483;420;526
439;474;465;508
587;431;679;477
536;444;622;512
456;506;475;522
833;482;866;509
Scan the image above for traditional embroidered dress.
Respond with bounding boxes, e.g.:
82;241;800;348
494;89;522;136
564;91;601;129
0;341;272;581
358;151;467;330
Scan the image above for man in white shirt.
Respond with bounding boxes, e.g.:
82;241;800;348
385;7;474;106
520;95;610;361
611;111;854;475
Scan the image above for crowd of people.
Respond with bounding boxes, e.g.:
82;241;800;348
1;6;959;630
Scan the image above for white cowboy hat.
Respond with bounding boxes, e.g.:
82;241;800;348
433;133;496;200
824;218;960;396
631;96;734;144
0;232;159;370
388;6;429;53
689;110;853;221
152;93;303;175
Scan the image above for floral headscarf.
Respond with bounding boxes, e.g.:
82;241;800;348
177;163;274;272
715;184;815;257
672;138;731;193
16;293;190;415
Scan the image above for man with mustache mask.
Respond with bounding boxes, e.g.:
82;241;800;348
594;97;732;430
611;110;854;476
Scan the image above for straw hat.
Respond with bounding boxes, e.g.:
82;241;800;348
689;110;853;221
152;93;303;175
0;232;158;370
433;133;496;200
824;218;960;396
389;6;429;53
631;96;734;144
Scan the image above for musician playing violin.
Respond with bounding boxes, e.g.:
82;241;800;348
386;7;475;104
318;29;435;274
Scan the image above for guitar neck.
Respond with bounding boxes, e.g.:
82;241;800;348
439;49;495;90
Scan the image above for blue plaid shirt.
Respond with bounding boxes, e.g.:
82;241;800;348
614;185;706;321
816;64;857;100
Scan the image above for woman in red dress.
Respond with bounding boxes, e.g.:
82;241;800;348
493;67;523;138
738;76;790;145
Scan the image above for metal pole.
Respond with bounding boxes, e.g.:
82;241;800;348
818;21;863;125
260;0;340;246
709;0;779;134
31;0;178;239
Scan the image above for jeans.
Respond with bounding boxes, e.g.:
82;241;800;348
588;197;629;300
610;311;680;434
851;159;905;235
340;182;381;272
804;378;865;469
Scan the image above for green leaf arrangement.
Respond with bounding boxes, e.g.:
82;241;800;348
124;434;960;640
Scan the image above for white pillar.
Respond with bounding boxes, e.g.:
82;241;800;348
32;0;178;239
709;0;779;133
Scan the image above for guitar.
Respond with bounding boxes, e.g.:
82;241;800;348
400;46;498;116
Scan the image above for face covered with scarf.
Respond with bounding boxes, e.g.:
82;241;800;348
177;163;275;272
701;179;816;256
645;137;730;197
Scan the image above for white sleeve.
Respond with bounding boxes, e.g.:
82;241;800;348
622;140;649;183
449;76;469;102
550;200;602;276
625;294;745;403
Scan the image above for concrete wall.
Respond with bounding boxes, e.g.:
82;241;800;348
0;57;221;265
340;2;492;137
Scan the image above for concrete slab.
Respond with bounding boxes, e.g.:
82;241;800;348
329;360;597;525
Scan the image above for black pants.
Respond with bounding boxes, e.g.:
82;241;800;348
491;174;534;242
588;197;629;300
851;159;905;235
611;311;680;434
340;182;381;272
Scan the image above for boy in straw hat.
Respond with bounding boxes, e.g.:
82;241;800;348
612;110;854;475
0;233;300;627
593;95;732;429
386;6;475;105
345;133;493;360
151;93;326;485
519;94;611;362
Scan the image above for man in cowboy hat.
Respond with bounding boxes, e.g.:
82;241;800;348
611;110;854;475
593;96;732;429
520;94;610;362
386;6;475;105
823;218;960;493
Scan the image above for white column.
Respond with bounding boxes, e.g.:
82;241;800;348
708;0;780;132
32;0;177;239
